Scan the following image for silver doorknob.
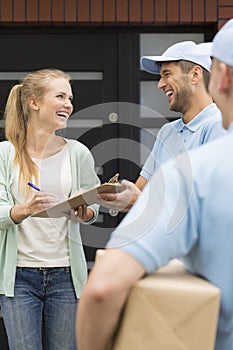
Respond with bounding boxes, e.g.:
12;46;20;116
109;209;119;217
108;112;118;123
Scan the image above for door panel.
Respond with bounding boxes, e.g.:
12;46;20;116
0;30;122;265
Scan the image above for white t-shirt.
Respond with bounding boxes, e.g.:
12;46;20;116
12;145;72;267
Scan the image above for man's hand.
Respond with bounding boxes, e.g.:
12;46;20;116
95;180;141;212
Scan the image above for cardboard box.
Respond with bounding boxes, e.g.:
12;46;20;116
111;259;220;350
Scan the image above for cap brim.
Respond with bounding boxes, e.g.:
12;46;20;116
141;56;180;74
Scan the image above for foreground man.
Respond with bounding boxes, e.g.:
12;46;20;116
77;19;233;350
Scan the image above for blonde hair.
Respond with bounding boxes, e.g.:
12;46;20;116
4;68;71;193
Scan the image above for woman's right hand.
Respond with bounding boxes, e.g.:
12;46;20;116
10;192;59;224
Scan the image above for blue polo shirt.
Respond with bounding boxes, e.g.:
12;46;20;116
141;103;226;181
108;124;233;350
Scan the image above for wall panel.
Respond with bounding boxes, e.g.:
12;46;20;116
14;0;25;22
0;1;231;33
104;0;115;23
205;0;218;21
1;1;13;22
65;0;77;22
193;0;205;22
129;0;141;24
155;0;166;23
180;0;192;23
142;0;154;24
77;0;89;24
91;0;103;24
167;0;179;23
116;0;128;24
39;0;51;22
52;0;64;23
26;0;38;22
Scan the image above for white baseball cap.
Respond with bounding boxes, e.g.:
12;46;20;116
191;19;233;67
141;41;212;75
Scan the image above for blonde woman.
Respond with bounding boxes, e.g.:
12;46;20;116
0;69;99;349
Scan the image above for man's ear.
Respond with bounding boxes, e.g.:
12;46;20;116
190;66;202;84
29;97;39;111
218;63;231;94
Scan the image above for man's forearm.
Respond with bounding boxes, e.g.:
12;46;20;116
77;249;146;350
77;279;127;349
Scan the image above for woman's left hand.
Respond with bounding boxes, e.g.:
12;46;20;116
63;205;94;223
73;205;94;223
64;189;94;223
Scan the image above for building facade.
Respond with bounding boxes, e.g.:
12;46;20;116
0;2;232;346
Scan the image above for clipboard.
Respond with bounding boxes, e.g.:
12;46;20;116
31;183;124;218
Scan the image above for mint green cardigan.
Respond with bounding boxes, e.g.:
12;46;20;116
0;139;100;297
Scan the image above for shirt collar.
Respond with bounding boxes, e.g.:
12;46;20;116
177;103;217;132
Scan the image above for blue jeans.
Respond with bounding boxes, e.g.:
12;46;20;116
0;267;78;350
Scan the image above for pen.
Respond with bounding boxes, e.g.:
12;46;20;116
27;182;41;192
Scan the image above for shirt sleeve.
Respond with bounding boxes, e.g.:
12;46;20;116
0;143;16;229
140;136;160;181
140;153;156;181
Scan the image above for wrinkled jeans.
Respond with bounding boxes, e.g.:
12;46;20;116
0;267;78;350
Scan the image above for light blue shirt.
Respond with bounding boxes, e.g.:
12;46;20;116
108;124;233;350
141;103;226;181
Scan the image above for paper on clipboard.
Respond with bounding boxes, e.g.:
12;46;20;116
31;183;125;218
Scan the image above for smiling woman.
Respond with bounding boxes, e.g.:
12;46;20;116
0;68;100;350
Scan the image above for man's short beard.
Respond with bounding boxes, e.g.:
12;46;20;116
170;86;193;114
